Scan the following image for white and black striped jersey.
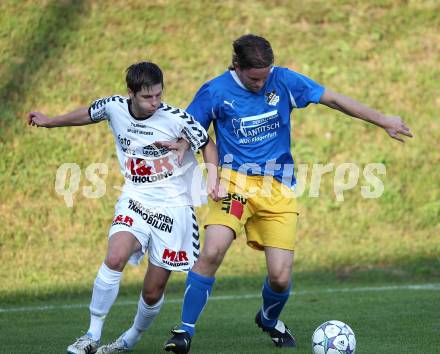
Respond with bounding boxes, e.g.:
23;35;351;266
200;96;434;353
88;95;209;206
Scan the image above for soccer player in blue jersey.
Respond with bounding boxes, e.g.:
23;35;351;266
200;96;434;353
163;34;412;353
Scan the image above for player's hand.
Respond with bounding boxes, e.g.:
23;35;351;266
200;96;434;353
154;138;190;166
207;178;227;202
216;182;228;200
381;116;413;142
27;112;51;128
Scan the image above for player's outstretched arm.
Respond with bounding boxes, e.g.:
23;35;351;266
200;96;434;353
319;89;413;143
27;107;93;128
201;138;227;201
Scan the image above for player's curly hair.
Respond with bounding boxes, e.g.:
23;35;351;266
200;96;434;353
229;34;274;70
126;61;164;94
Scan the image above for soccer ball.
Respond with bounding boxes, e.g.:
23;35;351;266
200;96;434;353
312;320;356;354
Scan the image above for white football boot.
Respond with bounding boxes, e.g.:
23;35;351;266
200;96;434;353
67;334;100;354
96;335;130;353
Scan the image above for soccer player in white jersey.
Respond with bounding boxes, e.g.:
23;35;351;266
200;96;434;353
163;35;413;353
28;61;224;354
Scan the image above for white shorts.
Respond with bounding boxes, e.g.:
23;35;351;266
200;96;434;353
108;194;200;272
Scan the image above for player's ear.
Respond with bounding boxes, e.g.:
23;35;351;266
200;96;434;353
231;53;240;70
127;88;135;100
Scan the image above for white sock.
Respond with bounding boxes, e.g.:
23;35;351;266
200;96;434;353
87;263;122;341
122;294;164;349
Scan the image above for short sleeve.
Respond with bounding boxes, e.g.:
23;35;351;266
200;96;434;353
186;83;215;130
88;96;114;122
179;110;210;152
282;68;325;109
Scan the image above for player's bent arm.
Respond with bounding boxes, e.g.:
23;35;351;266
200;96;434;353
154;138;190;166
201;137;218;177
319;89;413;142
28;107;93;128
201;138;225;201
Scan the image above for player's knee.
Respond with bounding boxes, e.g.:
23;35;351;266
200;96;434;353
142;287;164;305
105;253;127;272
268;273;291;292
199;246;226;268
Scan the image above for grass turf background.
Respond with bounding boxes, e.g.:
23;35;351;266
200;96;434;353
0;0;439;298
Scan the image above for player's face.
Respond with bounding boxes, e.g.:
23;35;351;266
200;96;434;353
129;83;163;117
235;66;271;93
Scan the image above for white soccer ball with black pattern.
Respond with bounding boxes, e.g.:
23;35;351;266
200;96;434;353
312;320;356;354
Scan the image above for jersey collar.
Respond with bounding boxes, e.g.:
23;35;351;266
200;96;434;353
229;67;274;92
229;70;246;90
127;99;158;121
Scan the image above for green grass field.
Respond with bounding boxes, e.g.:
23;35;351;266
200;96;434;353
1;278;439;353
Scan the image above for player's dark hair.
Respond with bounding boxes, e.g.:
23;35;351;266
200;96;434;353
126;61;164;94
229;34;274;70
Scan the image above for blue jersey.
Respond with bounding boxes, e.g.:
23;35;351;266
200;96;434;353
187;66;324;187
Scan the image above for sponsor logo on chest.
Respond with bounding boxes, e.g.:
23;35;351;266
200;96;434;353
127;122;153;136
231;110;280;144
125;156;175;183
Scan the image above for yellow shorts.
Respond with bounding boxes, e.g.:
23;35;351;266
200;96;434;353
205;169;298;251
